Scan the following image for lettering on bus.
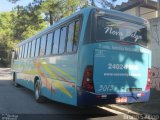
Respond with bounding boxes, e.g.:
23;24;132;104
98;85;114;92
107;63;139;70
104;73;141;77
95;49;106;57
104;26;142;42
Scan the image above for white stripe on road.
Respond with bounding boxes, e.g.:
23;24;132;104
97;106;124;114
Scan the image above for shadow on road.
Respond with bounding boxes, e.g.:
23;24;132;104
0;79;118;120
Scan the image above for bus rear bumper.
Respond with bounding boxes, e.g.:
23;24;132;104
77;88;150;106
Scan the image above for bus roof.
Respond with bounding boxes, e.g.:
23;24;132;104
16;7;147;47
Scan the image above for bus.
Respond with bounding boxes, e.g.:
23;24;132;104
11;7;151;106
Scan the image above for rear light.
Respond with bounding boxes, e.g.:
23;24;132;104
82;66;95;92
145;68;151;91
137;93;145;97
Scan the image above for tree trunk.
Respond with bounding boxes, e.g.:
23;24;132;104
91;0;95;6
49;11;53;25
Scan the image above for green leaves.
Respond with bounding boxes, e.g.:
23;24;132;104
0;4;46;67
12;4;46;41
1;0;117;67
0;12;17;67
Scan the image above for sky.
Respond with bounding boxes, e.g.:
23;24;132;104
0;0;33;12
0;0;129;12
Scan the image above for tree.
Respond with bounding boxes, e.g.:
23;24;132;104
0;2;46;67
0;12;17;66
64;0;88;16
7;0;117;25
12;4;46;41
40;0;64;25
90;0;117;8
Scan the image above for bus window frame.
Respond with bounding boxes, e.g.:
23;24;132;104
35;37;41;57
46;32;54;56
21;45;24;59
94;12;148;47
27;42;32;58
40;15;82;57
31;39;36;58
24;43;29;59
52;28;60;55
58;26;67;54
39;34;47;56
14;14;83;59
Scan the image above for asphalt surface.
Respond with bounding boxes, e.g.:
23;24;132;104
118;88;160;114
0;68;129;120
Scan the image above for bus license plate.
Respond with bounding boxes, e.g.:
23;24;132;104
116;97;127;103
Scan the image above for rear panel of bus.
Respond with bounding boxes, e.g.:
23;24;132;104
77;9;151;106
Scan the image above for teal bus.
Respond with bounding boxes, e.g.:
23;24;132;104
11;7;151;106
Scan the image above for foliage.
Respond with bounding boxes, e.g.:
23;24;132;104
0;5;46;67
40;0;64;24
90;0;117;8
13;4;46;41
0;0;117;67
0;12;17;66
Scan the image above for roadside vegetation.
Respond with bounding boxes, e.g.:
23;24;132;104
0;0;116;67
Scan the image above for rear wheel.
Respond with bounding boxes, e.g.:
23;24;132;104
34;80;45;103
13;72;19;87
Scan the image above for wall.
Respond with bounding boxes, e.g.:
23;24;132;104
124;7;137;16
124;6;157;20
151;67;160;91
140;7;157;20
149;17;160;91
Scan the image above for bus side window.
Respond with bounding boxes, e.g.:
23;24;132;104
46;32;53;55
67;22;75;52
16;48;19;59
23;44;25;59
13;48;17;59
73;20;80;52
52;29;60;55
35;38;41;57
19;46;22;59
31;40;36;57
59;27;67;54
40;35;47;56
21;45;24;59
24;43;28;58
23;45;26;58
27;42;32;58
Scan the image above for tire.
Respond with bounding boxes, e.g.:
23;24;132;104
13;72;19;87
34;80;45;103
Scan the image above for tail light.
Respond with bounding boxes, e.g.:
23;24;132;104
145;68;151;91
82;66;95;92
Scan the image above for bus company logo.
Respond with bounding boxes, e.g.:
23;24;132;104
95;50;105;57
104;26;142;42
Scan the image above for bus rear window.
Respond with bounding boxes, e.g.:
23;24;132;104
96;16;148;46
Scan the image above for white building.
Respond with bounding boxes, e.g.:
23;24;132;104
114;0;158;20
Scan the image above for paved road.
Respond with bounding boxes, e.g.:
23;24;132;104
119;88;160;115
0;68;129;120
